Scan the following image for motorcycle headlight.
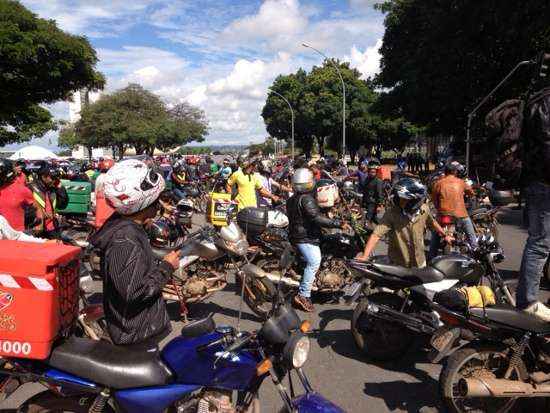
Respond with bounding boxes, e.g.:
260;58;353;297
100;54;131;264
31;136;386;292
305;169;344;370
223;239;249;257
283;333;310;369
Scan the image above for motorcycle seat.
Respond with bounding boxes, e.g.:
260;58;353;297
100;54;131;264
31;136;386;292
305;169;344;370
470;208;488;216
371;263;444;284
48;337;174;389
470;305;550;334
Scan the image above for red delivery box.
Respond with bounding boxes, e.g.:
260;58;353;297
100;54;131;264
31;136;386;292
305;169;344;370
0;241;81;359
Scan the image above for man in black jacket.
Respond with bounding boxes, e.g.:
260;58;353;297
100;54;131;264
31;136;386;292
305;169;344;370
287;168;348;312
361;161;385;225
90;159;180;345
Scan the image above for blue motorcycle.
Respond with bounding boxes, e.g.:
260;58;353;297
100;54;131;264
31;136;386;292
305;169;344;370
0;260;344;412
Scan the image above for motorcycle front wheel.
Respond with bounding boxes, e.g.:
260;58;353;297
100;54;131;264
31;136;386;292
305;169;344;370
19;391;115;412
439;345;526;413
351;292;414;361
239;272;277;320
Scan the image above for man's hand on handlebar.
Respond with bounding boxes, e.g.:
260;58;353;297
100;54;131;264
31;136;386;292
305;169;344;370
443;235;455;245
355;252;370;262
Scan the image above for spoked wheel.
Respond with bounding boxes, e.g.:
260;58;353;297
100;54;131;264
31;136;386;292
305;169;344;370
350;292;414;361
440;345;526;413
19;391;115;412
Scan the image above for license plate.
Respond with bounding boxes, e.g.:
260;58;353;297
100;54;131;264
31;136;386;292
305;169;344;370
343;282;361;297
430;328;455;352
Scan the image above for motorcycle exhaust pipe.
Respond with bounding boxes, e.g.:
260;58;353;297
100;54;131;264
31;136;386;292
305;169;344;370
459;378;550;398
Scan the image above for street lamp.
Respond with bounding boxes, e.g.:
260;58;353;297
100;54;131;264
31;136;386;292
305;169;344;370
268;88;295;159
302;43;346;159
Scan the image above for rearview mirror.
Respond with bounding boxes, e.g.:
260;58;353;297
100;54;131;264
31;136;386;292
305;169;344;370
280;248;294;270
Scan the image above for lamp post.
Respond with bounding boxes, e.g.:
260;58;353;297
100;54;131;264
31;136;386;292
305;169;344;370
302;43;346;159
268;88;295;159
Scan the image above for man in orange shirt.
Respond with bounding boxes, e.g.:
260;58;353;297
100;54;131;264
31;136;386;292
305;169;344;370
430;162;477;257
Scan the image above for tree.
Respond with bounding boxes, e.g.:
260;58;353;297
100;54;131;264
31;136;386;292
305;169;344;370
59;84;208;157
0;0;104;146
375;0;550;138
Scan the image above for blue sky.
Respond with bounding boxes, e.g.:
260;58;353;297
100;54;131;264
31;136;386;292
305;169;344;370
6;0;384;150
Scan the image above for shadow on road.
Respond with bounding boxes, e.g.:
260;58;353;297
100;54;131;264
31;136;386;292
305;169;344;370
315;308;443;412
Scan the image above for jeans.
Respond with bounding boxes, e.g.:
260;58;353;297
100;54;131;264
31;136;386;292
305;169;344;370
428;216;478;260
516;182;550;309
173;188;187;200
296;243;322;298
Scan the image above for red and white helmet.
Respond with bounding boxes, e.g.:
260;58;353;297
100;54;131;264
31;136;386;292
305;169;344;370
104;159;165;215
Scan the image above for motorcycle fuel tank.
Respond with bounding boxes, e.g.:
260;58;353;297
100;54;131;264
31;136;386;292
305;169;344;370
161;332;260;390
179;239;223;264
430;254;484;284
321;233;359;259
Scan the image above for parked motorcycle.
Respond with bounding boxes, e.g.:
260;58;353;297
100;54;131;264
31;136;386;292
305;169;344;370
431;300;550;413
0;252;344;413
346;236;515;360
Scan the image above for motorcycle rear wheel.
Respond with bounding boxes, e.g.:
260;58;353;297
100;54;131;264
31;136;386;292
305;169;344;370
439;345;526;413
19;391;115;413
351;292;414;361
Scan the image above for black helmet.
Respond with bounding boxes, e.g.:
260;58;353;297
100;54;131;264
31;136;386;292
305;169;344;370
391;177;427;218
445;161;466;178
146;217;183;249
367;159;381;170
0;159;15;187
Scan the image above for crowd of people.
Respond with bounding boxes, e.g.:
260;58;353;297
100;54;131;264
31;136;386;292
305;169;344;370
1;146;550;347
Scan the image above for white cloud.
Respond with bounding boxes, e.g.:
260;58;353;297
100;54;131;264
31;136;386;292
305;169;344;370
347;39;383;79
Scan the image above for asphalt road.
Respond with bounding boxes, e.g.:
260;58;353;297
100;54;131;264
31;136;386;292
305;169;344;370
1;207;544;412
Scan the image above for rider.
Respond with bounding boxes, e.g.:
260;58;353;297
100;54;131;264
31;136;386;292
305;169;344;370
219;158;233;180
356;178;452;267
29;164;68;238
360;160;385;225
287;168;349;312
226;158;278;210
429;161;477;258
0;214;47;243
0;159;34;231
256;162;291;207
90;159;180;345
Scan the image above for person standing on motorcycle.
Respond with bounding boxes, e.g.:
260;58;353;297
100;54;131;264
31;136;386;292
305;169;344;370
226;159;279;210
429;161;477;257
0;159;35;231
361;161;385;225
29;164;69;239
356;178;452;267
90;159;180;345
287;168;349;312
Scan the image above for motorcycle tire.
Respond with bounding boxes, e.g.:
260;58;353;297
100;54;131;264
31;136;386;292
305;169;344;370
350;292;414;361
240;273;277;321
19;391;115;412
544;257;550;285
439;345;526;413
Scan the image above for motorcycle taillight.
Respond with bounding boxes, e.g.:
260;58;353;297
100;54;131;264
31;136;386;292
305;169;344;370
438;215;454;225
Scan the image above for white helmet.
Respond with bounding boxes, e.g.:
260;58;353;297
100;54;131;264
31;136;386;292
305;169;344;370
104;159;165;215
292;168;315;193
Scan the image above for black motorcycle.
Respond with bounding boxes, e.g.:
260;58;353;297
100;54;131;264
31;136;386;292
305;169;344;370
431;300;550;413
346;236;515;361
238;208;364;320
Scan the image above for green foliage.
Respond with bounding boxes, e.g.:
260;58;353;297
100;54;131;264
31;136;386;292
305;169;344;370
0;0;105;146
59;84;209;157
262;60;417;157
375;0;550;137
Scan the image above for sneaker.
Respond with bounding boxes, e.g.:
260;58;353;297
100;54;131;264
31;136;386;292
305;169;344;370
294;294;315;312
523;302;550;322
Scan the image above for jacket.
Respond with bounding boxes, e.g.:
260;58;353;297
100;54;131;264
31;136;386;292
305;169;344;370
361;177;385;206
286;192;342;245
29;180;68;232
89;215;173;345
431;175;474;218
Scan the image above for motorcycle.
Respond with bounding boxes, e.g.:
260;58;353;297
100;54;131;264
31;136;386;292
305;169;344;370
346;235;515;361
242;222;363;320
0;253;344;413
431;299;550;413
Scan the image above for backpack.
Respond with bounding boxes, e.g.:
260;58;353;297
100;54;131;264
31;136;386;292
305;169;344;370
485;86;550;189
